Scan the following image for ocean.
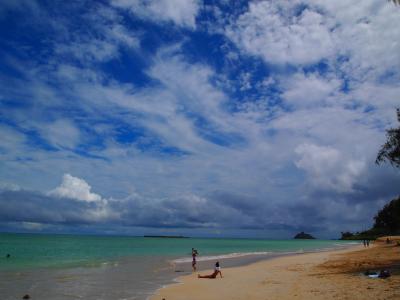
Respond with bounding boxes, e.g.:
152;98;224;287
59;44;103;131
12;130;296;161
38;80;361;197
0;233;357;300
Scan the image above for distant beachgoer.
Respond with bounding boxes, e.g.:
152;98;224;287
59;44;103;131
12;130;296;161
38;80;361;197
379;269;391;278
198;261;223;279
386;237;391;244
192;248;198;272
364;270;375;276
366;240;370;247
363;240;366;247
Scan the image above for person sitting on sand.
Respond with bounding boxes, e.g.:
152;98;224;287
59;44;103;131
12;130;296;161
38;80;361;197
378;269;391;278
198;261;223;279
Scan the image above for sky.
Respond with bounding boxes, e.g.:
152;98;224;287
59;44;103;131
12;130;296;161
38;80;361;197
0;0;399;239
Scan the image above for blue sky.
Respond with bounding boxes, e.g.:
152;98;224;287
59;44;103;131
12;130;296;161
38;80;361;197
0;0;399;238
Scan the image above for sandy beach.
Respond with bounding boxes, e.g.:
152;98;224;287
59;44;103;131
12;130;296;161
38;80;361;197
151;237;400;300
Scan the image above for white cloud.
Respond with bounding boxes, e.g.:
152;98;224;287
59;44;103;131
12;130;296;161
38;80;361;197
111;0;201;28
21;222;45;230
49;174;102;202
270;106;384;150
56;39;119;63
40;119;81;149
0;182;21;191
311;0;400;81
295;143;366;192
1;1;399;237
281;72;342;108
225;1;335;65
350;82;400;123
52;5;139;64
0;125;27;155
226;0;400;80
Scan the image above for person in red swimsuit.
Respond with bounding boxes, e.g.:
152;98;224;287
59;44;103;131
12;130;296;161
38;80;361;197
198;261;223;279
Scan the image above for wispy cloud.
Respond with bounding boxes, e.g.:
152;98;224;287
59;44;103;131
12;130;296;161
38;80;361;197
0;0;399;238
111;0;201;28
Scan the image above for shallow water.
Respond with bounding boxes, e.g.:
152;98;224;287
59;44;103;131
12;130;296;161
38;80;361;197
0;233;358;300
0;256;177;300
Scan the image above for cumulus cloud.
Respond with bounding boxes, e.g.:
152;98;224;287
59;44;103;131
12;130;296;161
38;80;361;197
111;0;201;28
1;1;399;238
0;176;268;231
0;174;119;228
49;174;102;202
295;143;366;193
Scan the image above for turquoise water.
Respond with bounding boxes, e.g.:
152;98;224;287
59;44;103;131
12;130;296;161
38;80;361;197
0;233;356;271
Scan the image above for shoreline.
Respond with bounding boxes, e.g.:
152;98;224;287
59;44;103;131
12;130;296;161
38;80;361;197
171;241;358;264
150;240;400;300
1;234;358;300
169;241;359;275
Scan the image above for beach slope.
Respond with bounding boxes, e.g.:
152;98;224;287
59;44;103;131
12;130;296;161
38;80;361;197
151;239;400;300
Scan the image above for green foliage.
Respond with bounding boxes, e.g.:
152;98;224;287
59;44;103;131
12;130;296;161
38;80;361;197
373;196;400;234
340;229;383;240
376;108;400;168
341;197;400;240
346;109;400;241
340;231;354;239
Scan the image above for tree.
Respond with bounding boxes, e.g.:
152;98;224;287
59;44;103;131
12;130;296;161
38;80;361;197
340;231;354;239
373;197;400;234
376;109;400;168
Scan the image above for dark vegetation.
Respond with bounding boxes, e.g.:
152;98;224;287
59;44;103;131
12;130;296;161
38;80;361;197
341;196;400;240
376;109;400;168
342;109;400;240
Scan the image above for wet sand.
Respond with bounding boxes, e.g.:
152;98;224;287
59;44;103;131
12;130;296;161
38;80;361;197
151;237;400;300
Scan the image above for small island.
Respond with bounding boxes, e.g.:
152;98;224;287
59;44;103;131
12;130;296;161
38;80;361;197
143;235;189;238
294;232;315;239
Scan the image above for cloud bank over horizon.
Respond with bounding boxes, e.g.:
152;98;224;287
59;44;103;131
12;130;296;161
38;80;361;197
0;0;399;238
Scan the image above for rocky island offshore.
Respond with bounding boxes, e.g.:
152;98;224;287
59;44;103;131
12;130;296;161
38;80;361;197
294;232;315;239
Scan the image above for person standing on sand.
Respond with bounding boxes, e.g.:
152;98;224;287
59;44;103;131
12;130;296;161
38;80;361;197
192;248;198;272
198;261;223;279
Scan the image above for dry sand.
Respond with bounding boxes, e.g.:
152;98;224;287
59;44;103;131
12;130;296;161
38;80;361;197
150;237;400;300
